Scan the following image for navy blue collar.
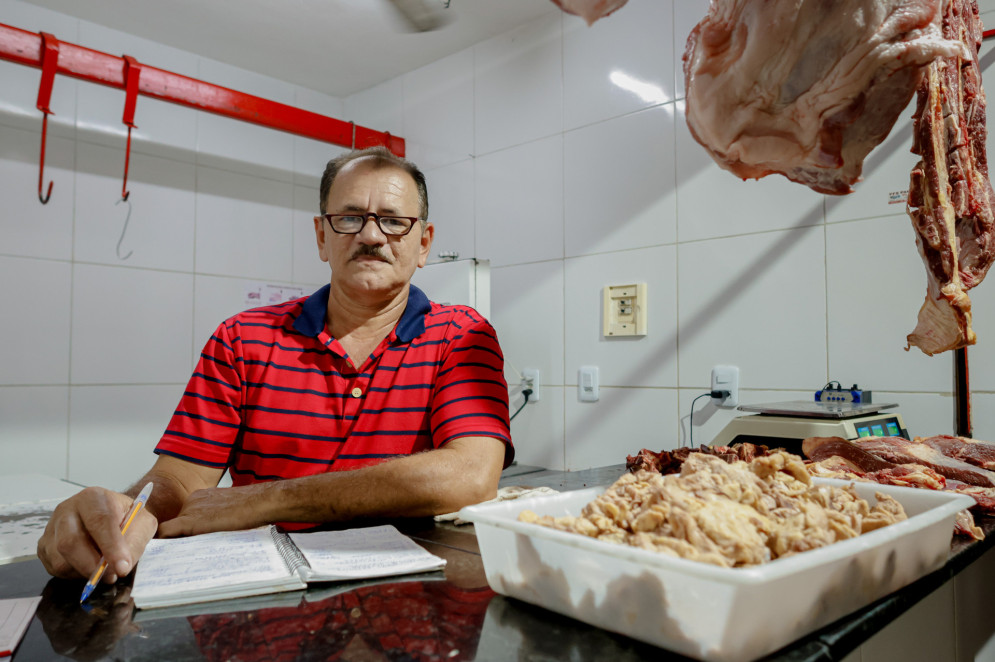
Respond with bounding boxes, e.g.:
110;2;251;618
293;284;431;343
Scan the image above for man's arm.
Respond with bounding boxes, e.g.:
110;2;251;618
157;435;506;538
37;456;224;580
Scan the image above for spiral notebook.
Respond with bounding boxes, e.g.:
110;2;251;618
131;524;447;609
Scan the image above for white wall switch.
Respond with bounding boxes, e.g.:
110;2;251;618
603;283;647;337
578;365;599;402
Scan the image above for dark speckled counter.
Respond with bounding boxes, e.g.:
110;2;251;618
2;464;993;661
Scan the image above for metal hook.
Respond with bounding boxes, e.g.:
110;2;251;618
121;125;133;201
38;113;53;204
115;196;134;260
36;31;60;205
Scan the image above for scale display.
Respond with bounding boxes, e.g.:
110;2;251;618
854;416;903;439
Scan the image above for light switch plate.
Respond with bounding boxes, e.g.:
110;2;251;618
579;365;599;402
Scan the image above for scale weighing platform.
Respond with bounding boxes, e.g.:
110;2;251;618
710;400;908;454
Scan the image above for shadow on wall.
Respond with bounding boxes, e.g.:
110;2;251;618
557;49;974;463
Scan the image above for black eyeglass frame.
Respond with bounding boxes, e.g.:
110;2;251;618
322;212;422;236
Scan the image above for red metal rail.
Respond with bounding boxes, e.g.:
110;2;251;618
0;22;404;155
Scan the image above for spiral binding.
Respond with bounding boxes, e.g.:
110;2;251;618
270;526;311;576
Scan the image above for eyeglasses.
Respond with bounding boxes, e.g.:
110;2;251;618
322;212;421;236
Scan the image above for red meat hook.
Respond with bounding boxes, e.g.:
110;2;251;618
120;55;142;201
35;31;59;204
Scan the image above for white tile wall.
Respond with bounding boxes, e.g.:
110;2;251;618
564;387;679;469
872;391;954;439
0;124;75;260
0;256;72;385
424;158;476;263
70;263;194;384
967;266;995;393
492;261;566;388
476;135;564;266
73;141;196;271
0;386;68;478
565;104;677;257
292;185;331;286
473;12;563;156
403;49;475;171
677;228;828;391
194;166;294;281
562;0;675;131
508;386;566;472
826;216;951;393
294;136;347;191
343;77;405;140
68;384;182;490
564;246;678;388
971;393;995;442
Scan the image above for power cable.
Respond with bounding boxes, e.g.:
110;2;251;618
510;388;532;422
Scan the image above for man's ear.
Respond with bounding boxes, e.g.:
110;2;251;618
314;216;329;263
417;223;434;268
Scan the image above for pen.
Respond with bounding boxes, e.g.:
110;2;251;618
79;481;154;604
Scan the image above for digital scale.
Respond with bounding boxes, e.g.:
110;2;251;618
710;400;909;454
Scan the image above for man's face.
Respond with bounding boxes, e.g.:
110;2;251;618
314;159;433;298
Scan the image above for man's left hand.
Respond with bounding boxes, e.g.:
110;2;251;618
156;485;270;538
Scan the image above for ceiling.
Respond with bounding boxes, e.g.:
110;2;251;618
16;0;561;97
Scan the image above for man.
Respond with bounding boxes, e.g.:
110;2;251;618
39;146;513;583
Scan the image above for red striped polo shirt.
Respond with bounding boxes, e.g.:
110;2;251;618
155;284;513;492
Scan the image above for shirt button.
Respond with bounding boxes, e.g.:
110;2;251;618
351;387;363;398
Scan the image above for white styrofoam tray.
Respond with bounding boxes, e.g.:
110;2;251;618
458;477;973;662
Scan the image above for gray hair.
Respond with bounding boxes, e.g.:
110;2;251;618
319;146;429;221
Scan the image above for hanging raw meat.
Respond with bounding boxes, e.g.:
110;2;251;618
905;0;995;355
683;0;967;195
549;0;628;25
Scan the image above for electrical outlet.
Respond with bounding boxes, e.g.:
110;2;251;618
711;365;739;407
522;368;540;403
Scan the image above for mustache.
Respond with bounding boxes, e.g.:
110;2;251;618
350;244;391;262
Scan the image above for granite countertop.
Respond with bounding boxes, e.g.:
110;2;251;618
1;465;991;661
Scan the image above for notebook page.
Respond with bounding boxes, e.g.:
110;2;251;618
288;525;446;581
0;596;41;656
132;527;303;606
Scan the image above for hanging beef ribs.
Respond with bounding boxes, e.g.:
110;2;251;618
683;0;967;195
905;0;995;355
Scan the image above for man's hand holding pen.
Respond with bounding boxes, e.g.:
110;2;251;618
37;485;158;584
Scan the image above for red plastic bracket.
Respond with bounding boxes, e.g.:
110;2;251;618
120;54;142;200
35;31;59;203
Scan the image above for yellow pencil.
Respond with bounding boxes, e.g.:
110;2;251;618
80;481;153;603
